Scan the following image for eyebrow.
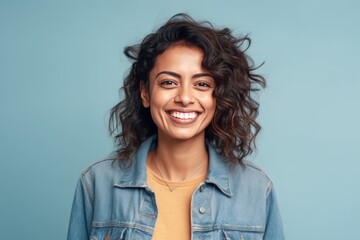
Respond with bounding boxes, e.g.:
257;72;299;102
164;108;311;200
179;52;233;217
155;71;213;80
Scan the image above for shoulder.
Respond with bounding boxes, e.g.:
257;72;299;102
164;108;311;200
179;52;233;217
79;157;129;186
207;143;275;196
82;157;116;175
231;160;274;196
241;160;273;182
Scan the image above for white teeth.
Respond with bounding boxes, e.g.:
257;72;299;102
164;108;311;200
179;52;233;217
170;111;197;119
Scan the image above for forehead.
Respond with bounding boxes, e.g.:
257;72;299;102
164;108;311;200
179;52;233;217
150;45;206;75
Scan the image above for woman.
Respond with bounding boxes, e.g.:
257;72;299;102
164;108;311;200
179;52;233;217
68;14;284;240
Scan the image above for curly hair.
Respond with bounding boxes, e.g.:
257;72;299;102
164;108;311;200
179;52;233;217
109;13;265;164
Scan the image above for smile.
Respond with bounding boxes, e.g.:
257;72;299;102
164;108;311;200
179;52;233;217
168;111;198;120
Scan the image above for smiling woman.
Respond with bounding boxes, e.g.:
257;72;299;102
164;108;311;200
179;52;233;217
67;13;284;240
141;45;216;142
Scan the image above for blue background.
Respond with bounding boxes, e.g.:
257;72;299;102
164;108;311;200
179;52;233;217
1;0;359;239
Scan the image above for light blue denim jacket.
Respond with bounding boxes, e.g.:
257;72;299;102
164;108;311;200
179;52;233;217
68;136;284;240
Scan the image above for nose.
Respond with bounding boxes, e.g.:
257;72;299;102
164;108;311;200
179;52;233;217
174;84;195;105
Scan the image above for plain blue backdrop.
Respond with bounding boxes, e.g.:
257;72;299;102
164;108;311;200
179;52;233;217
1;0;359;239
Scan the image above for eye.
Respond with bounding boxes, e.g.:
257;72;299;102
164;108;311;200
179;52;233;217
194;81;213;90
197;82;210;87
159;80;178;88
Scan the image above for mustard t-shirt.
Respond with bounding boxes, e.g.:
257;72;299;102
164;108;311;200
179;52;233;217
147;167;205;240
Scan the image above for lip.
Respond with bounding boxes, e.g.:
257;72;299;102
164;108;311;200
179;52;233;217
166;108;202;113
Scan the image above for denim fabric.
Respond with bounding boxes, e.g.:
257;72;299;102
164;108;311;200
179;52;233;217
68;136;284;240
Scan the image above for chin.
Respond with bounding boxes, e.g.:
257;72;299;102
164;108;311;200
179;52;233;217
161;129;206;141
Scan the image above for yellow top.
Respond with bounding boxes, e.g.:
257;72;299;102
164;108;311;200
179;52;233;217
147;166;206;240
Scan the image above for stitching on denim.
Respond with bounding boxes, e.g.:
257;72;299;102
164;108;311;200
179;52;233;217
205;179;232;197
265;181;273;198
81;174;94;210
192;224;264;233
242;160;273;182
82;158;114;175
133;189;144;224
91;222;153;234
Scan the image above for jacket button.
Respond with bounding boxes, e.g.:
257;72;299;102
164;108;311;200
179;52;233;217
199;207;206;214
200;184;206;192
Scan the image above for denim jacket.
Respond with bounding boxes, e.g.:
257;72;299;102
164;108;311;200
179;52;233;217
68;136;284;240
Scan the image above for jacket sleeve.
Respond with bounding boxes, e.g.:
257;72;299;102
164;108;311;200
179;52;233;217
67;175;94;240
264;185;285;240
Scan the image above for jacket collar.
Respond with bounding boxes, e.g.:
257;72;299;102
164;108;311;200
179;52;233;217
115;135;232;197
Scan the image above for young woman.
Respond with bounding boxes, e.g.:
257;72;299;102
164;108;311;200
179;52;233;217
68;14;284;240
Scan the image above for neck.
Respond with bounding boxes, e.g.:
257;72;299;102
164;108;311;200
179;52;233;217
150;132;209;181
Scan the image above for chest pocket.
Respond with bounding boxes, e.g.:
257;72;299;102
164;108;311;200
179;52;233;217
90;227;127;240
222;230;263;240
90;227;154;240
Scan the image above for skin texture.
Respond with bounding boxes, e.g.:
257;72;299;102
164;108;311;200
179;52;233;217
140;45;215;180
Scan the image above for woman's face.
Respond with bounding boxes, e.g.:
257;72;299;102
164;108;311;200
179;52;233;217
141;45;216;141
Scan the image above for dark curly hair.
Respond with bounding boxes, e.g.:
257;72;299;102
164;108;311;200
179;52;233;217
109;13;265;164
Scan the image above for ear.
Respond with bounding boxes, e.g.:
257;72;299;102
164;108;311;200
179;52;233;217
140;81;150;108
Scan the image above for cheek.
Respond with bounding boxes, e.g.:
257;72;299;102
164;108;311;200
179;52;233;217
208;97;217;119
150;90;174;106
201;95;216;111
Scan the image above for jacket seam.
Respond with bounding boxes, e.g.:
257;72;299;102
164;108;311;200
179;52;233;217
91;222;153;234
265;180;274;198
82;158;114;175
242;160;271;179
81;173;94;209
192;224;264;233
